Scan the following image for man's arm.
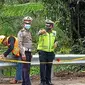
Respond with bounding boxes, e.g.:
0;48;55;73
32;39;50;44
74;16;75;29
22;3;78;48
17;31;25;57
17;31;27;61
54;31;58;48
3;36;15;57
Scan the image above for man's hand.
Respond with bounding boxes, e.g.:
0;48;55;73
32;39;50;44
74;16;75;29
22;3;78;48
54;41;58;48
22;56;26;61
0;56;3;59
0;54;5;59
38;29;46;35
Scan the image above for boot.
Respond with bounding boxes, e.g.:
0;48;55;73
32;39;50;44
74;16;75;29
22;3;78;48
10;79;22;84
46;81;54;85
39;82;46;85
10;79;17;84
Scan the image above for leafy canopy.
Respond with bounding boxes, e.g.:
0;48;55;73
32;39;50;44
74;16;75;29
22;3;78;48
0;2;44;17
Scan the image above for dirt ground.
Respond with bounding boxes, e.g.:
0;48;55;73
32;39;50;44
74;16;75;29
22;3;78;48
1;72;85;85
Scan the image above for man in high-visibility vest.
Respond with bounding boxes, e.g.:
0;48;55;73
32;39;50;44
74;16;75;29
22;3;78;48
37;19;57;85
0;35;22;84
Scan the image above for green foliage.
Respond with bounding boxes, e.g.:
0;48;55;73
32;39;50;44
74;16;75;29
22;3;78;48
0;1;44;42
0;44;7;54
2;67;16;77
54;65;85;72
0;17;22;36
3;66;40;77
54;24;71;54
70;44;82;54
3;65;85;77
0;3;44;17
30;66;40;75
0;0;80;54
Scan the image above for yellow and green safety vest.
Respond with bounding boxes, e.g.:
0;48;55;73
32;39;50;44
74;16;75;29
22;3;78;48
37;30;56;52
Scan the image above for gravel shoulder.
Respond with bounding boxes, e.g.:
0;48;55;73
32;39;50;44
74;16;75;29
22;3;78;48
1;72;85;85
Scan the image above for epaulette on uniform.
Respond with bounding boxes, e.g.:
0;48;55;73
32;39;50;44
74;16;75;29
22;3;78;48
52;30;56;36
20;28;26;37
21;28;25;32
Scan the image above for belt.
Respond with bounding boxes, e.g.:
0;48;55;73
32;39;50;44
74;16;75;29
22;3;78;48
28;49;31;52
23;47;32;52
25;48;31;52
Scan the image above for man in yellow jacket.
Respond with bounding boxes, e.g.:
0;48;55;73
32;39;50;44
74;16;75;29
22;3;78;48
0;35;22;84
37;19;57;85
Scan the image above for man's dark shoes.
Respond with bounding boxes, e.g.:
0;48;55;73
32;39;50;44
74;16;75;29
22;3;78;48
39;82;46;85
46;82;54;85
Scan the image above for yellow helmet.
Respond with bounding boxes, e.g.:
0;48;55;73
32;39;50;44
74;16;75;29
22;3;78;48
0;35;6;44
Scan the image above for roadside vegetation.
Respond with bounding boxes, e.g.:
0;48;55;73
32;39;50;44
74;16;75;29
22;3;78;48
0;0;85;77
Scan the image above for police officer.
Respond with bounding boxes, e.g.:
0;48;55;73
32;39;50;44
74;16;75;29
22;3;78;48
17;16;33;85
37;19;57;85
0;35;22;84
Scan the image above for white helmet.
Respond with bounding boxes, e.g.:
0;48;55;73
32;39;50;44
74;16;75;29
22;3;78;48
45;19;54;24
45;19;54;28
23;16;33;23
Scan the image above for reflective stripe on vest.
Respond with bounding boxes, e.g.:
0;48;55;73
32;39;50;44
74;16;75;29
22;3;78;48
7;37;20;57
37;30;56;52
